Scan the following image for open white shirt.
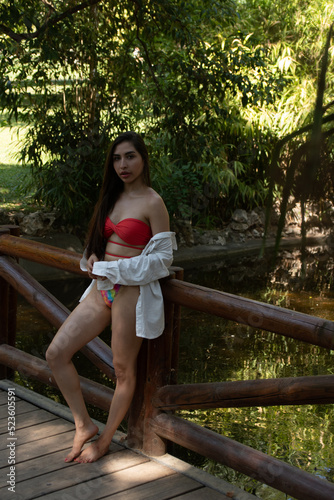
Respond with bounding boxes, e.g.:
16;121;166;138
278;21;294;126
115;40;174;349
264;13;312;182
80;231;177;339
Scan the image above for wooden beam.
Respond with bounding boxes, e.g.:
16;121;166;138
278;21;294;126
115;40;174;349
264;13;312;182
142;299;175;456
152;375;334;410
150;413;334;500
5;226;20;351
0;256;116;380
5;232;331;351
0;229;10;356
169;268;184;385
0;233;85;276
0;276;9;379
161;279;334;349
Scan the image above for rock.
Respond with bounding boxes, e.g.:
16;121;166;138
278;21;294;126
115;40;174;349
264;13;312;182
2;201;333;251
249;210;263;228
216;235;226;246
172;219;195;246
229;222;249;232
252;229;262;238
229;209;264;234
284;225;299;236
231;209;248;224
19;211;58;236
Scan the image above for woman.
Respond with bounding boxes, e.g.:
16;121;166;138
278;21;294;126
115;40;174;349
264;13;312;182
46;131;176;463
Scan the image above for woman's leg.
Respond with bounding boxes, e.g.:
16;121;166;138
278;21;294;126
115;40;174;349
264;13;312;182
75;285;142;463
46;283;111;462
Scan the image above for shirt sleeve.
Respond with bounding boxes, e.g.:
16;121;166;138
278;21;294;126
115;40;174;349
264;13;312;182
80;248;89;272
92;233;175;286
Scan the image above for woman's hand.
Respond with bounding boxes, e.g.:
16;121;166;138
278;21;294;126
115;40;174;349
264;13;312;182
87;253;106;280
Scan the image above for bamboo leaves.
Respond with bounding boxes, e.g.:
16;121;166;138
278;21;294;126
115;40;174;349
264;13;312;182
263;21;334;255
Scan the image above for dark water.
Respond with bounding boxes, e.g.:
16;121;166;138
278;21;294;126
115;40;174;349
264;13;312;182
175;245;334;499
14;243;334;499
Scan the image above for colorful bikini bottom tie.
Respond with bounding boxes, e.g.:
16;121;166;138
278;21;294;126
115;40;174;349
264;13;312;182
100;284;121;308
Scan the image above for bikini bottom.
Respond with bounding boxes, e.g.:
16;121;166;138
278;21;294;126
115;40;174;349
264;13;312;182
100;284;121;308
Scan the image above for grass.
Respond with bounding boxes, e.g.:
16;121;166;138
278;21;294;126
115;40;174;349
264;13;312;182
0;124;37;212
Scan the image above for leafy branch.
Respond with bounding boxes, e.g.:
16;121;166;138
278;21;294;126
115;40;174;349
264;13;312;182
0;0;103;42
262;22;334;256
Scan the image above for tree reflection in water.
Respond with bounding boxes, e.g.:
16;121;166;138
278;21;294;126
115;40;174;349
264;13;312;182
177;244;334;499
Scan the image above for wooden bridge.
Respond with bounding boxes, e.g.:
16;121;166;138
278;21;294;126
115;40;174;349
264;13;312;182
1;379;253;500
1;224;334;500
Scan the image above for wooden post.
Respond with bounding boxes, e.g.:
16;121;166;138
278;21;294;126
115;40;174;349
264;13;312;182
169;267;184;385
126;340;148;450
0;227;10;379
7;226;20;351
127;270;183;452
0;233;85;275
142;297;175;456
162;278;334;350
0;276;9;379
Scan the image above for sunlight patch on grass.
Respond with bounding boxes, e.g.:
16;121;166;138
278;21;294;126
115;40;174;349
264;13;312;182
0;126;23;163
0;124;36;211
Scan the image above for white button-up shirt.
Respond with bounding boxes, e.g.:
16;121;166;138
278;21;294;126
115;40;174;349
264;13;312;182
80;231;177;339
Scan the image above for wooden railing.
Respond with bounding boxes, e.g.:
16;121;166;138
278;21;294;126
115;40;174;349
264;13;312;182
1;224;334;500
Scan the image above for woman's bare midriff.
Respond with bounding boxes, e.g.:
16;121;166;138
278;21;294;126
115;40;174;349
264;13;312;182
104;238;144;262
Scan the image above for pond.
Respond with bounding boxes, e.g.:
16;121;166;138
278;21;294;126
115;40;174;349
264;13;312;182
13;242;334;500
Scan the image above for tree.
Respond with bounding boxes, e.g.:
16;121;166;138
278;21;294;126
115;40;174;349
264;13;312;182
0;0;282;227
262;22;334;255
231;1;334;254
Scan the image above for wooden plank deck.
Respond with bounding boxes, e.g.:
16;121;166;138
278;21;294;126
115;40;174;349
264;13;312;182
0;380;256;500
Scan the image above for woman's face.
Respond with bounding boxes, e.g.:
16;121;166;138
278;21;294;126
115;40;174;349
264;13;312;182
112;141;145;185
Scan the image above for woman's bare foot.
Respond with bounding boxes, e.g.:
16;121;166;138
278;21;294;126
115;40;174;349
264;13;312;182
74;438;110;463
65;422;99;462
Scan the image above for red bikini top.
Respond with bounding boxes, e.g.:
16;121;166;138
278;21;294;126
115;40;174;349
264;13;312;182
104;217;152;246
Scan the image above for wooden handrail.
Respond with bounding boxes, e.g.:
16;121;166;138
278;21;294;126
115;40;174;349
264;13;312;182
1;226;334;499
0;345;114;411
152;375;334;410
161;278;334;349
0;233;85;276
0;255;116;380
3;232;334;350
150;413;334;500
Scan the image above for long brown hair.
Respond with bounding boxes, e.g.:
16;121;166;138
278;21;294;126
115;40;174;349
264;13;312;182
85;131;151;259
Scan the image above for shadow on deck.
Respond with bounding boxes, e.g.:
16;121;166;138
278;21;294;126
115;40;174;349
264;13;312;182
0;380;255;500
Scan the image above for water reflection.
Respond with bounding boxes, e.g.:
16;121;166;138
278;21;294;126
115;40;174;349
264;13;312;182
176;244;334;499
13;244;334;500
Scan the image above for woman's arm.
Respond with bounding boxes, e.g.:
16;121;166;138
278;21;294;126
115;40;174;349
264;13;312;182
90;190;176;285
80;251;106;280
92;232;177;286
86;253;98;277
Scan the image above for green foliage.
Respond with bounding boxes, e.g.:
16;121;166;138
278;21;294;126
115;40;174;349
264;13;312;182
0;0;283;227
262;21;334;254
1;0;333;232
231;0;334;253
20;114;117;223
236;0;334;139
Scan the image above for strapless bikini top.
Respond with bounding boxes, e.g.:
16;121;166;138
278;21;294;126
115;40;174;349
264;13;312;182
104;217;152;246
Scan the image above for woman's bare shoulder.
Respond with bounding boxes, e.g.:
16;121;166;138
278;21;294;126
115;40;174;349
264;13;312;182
145;188;170;233
146;187;165;206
